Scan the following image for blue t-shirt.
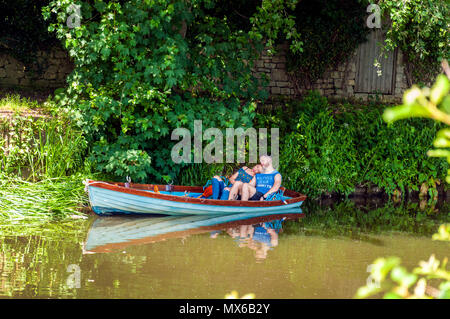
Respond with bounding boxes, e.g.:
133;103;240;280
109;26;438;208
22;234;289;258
252;226;272;245
255;171;281;194
253;220;283;246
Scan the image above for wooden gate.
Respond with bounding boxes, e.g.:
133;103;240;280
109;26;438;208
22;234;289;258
355;28;397;94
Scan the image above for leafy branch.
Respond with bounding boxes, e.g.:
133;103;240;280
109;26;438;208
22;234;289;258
383;60;450;182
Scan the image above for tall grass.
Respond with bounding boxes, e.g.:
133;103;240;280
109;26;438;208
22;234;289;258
25;119;87;179
0;173;88;223
0;94;40;112
0;95;90;222
1;95;87;180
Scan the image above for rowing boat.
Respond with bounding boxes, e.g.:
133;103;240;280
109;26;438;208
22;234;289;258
86;180;306;216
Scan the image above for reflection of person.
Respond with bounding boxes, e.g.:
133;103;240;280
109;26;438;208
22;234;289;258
216;218;284;261
248;223;279;261
241;155;282;201
210;165;262;200
225;225;254;244
253;223;279;247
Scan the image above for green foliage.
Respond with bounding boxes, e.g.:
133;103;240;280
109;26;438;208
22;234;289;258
356;70;450;301
43;0;270;183
179;163;223;186
0;173;88;222
286;0;369;87
355;254;450;299
249;0;302;54
0;98;87;180
255;91;448;198
383;74;450;183
378;0;449;83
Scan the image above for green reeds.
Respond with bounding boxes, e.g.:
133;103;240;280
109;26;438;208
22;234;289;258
1;94;87;180
0;94;40;113
0;173;89;223
26;119;87;179
1;116;87;180
0;95;91;222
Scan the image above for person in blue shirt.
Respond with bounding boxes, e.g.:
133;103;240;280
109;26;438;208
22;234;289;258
241;155;282;201
210;164;262;200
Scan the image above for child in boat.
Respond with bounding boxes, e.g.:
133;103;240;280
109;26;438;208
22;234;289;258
210;164;262;200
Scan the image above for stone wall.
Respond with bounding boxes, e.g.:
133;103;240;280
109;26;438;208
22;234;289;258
253;43;409;104
306;49;408;104
0;48;73;89
1;42;409;104
253;43;296;97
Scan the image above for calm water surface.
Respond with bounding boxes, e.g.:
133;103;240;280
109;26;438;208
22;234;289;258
0;200;448;298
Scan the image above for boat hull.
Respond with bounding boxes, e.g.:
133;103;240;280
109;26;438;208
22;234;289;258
87;180;306;216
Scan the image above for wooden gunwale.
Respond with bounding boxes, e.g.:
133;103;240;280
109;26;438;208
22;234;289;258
87;180;307;207
84;213;304;253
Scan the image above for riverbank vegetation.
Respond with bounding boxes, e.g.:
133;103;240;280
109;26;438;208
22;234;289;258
0;97;87;179
354;68;450;299
0;174;87;224
1;0;449;219
1;89;448;224
258;92;448;198
0;95;90;222
180;91;448;199
39;0;448;184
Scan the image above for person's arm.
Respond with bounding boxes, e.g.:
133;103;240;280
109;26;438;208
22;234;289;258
260;174;282;201
267;228;279;247
248;176;256;187
228;171;238;184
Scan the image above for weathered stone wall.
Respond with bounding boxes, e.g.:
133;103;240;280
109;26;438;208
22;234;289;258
307;49;407;103
0;48;73;89
253;43;409;104
1;42;409;103
253;43;296;97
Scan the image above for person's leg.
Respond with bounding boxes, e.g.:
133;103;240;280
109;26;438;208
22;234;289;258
211;176;225;199
220;187;230;200
249;191;264;201
228;181;243;200
239;225;254;238
235;186;244;200
241;183;257;201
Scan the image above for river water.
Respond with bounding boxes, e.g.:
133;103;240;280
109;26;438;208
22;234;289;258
0;200;448;299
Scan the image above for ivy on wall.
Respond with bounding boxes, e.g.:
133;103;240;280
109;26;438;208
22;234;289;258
378;0;450;85
285;0;369;90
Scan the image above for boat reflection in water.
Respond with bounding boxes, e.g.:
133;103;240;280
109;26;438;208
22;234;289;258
84;209;303;260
